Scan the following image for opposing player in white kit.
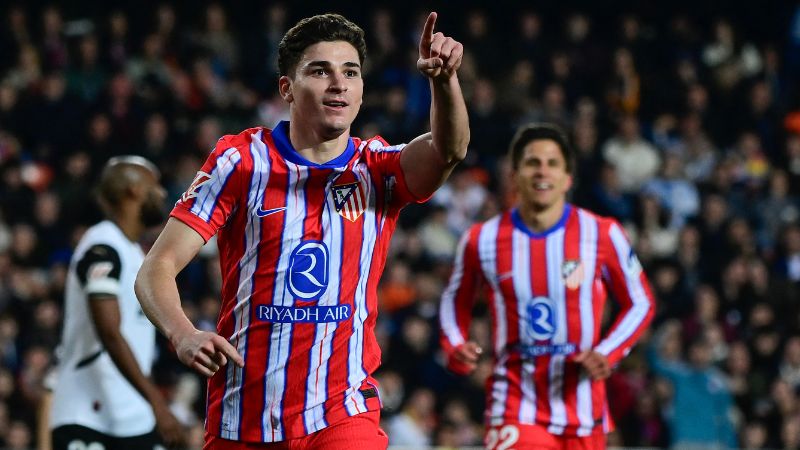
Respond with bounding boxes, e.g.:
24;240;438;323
49;156;184;449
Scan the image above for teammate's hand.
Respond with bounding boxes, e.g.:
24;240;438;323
447;341;482;375
173;329;244;377
417;12;464;80
152;401;185;449
574;350;612;380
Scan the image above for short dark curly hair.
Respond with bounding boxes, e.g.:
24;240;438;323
278;13;367;77
508;123;575;174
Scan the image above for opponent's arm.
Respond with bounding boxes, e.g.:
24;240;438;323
90;294;184;447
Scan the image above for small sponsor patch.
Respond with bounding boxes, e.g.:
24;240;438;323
180;171;212;203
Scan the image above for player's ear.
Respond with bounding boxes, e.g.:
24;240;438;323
566;174;573;191
279;75;293;103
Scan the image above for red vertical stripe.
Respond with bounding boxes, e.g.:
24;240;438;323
494;215;521;421
561;210;582;430
281;164;330;436
529;230;551;426
324;161;366;426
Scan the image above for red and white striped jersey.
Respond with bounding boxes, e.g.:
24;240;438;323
171;121;422;443
439;205;655;437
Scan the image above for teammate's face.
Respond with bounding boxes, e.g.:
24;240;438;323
280;41;363;140
139;170;167;227
513;139;572;212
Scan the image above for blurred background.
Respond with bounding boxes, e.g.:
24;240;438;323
1;0;800;449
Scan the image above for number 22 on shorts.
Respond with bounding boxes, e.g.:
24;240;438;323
485;424;520;450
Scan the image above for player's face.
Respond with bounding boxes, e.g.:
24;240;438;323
281;41;363;140
513;139;572;212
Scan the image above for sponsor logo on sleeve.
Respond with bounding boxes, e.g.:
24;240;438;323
179;171;212;203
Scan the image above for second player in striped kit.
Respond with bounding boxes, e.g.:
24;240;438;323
439;124;655;450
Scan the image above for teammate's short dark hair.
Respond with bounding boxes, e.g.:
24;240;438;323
278;13;367;77
508;123;574;174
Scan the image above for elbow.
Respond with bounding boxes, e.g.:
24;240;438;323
448;131;470;165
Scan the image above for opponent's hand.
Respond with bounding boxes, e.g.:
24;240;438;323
417;12;464;80
173;329;244;377
574;350;612;380
152;401;185;449
446;341;482;375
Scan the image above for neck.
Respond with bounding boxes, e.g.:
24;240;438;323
110;210;142;242
288;120;350;164
518;200;567;233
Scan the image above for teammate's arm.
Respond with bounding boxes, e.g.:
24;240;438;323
89;294;184;447
135;218;244;377
585;221;656;379
439;227;483;375
400;12;469;200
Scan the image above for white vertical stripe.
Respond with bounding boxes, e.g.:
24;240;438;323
547;229;567;433
594;224;651;356
511;229;536;424
477;217;507;425
220;132;269;439
191;148;241;221
263;163;307;441
440;231;471;347
303;168;345;433
576;210;598;436
346;163;375;415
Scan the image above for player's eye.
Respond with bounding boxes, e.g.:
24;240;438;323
345;70;359;77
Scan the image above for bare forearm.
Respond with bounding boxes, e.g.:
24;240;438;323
135;257;195;343
429;75;469;164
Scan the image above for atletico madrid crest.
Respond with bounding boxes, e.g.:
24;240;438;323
331;171;367;222
562;260;585;290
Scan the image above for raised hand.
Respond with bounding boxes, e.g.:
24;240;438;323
417;12;464;80
173;329;244;377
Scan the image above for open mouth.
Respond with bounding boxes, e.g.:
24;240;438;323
323;99;348;108
534;182;552;191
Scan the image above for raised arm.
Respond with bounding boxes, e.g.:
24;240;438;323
135;218;244;377
400;12;470;199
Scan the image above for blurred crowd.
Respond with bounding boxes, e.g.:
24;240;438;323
1;1;800;449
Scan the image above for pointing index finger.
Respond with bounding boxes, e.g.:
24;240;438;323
419;12;438;52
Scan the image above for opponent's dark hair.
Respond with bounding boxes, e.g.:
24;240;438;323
278;13;367;77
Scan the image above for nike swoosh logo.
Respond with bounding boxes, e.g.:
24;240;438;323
256;206;287;217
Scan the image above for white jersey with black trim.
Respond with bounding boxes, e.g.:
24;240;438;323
50;220;157;436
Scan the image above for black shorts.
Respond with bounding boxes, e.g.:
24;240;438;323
52;424;163;450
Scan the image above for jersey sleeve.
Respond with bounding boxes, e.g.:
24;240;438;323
360;137;431;207
594;220;656;367
75;244;122;297
170;136;245;241
439;225;484;374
